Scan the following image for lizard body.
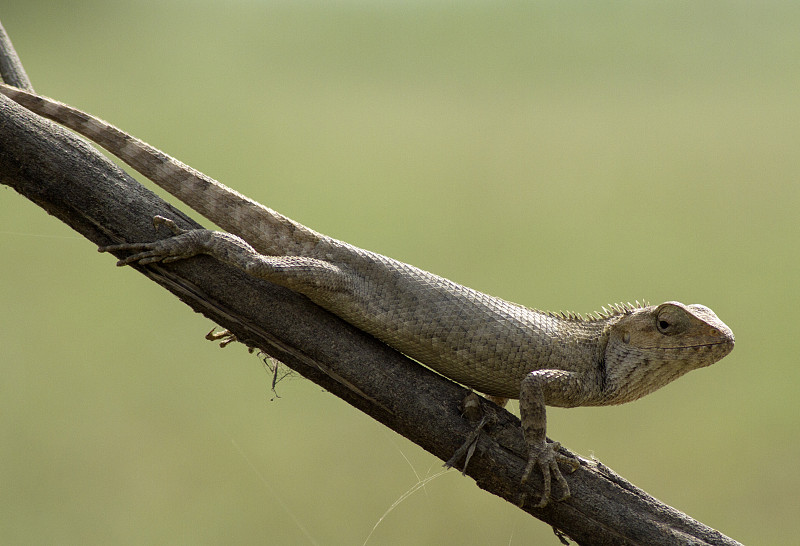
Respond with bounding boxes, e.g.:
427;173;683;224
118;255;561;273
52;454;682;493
0;83;735;507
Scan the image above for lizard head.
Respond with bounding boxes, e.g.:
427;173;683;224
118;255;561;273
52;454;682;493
600;301;734;404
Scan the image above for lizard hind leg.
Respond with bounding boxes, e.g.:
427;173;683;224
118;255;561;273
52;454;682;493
99;215;351;297
99;215;199;265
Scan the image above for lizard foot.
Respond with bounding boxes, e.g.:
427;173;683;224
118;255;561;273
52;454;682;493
98;215;213;266
519;441;580;508
206;327;256;353
206;327;239;348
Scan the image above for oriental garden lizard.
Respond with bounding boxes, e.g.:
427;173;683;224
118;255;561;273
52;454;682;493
0;83;735;508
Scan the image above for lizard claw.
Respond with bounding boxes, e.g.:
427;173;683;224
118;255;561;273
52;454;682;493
520;441;579;508
150;215;187;235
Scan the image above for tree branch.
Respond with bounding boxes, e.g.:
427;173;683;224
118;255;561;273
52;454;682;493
0;21;32;91
0;49;740;546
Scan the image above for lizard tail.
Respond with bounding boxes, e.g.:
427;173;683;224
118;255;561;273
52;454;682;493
0;82;325;257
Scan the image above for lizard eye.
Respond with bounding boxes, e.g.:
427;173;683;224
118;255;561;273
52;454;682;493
655;302;689;335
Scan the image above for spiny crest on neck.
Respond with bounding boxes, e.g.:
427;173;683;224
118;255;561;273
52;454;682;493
542;300;649;323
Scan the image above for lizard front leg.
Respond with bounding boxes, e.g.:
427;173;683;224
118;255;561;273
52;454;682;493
519;370;582;508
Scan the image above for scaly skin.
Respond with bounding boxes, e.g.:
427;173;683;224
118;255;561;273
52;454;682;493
0;83;735;507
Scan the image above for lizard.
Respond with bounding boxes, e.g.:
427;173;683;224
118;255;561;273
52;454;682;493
0;82;735;508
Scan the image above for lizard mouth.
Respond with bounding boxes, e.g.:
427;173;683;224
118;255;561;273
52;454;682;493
640;338;735;362
645;327;735;352
642;340;732;350
682;341;733;349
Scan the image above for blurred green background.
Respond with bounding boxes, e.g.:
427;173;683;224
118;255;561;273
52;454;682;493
1;1;798;544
